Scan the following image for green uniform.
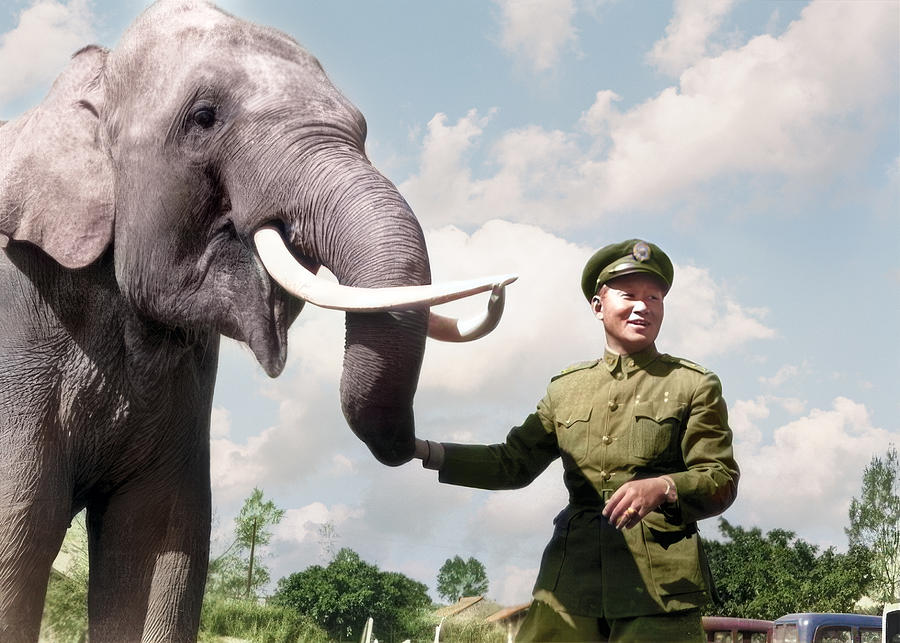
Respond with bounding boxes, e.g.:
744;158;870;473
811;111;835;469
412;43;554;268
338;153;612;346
437;345;738;623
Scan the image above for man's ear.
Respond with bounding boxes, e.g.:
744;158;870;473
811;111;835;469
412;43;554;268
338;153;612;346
591;295;603;319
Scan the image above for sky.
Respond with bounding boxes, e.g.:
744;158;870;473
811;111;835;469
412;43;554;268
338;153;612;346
2;0;898;607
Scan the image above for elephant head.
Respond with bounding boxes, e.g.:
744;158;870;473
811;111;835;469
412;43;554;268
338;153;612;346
0;0;513;465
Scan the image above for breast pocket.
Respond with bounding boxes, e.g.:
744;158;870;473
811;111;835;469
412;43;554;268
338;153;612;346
556;406;592;464
631;400;684;463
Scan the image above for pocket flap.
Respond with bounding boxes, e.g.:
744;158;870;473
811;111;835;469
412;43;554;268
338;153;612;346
634;400;685;424
560;406;592;428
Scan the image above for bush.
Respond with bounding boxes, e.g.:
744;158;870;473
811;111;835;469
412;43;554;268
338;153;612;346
383;606;436;642
434;617;507;643
40;569;89;643
272;549;432;642
200;597;329;643
40;514;89;643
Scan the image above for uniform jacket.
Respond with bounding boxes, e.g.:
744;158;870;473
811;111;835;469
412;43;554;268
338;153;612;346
438;346;739;619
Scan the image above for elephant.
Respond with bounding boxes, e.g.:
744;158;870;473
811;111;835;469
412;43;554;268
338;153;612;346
0;1;515;640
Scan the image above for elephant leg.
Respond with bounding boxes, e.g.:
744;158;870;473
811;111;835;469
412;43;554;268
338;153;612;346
0;461;71;641
86;475;211;643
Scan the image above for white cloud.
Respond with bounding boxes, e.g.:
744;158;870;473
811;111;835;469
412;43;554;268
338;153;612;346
0;0;95;105
210;406;232;439
889;155;900;185
777;397;806;416
398;110;493;229
209;311;352;502
354;461;477;543
494;0;578;73
420;222;774;398
729;396;770;450
267;502;362;579
759;363;801;387
659;264;775;360
329;453;355;476
578;89;620;138
403;1;898;229
646;0;737;76
728;397;898;545
209;404;347;495
275;502;361;548
493;564;540;606
466;464;567;561
412;109;492;191
420;220;595;395
583;0;900;213
400;112;579;230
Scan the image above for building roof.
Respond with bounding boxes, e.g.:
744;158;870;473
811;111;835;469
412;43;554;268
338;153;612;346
434;596;484;618
485;602;531;624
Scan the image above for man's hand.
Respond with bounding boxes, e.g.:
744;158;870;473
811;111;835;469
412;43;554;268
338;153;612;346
413;438;429;460
602;476;675;530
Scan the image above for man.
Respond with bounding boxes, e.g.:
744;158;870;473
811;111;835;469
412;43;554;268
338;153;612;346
414;240;739;642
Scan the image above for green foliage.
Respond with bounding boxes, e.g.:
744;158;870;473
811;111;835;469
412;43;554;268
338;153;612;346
436;555;489;603
847;444;900;603
200;596;329;643
207;549;273;601
208;488;285;600
272;548;432;642
436;617;507;643
705;518;873;619
236;488;286;550
40;512;89;643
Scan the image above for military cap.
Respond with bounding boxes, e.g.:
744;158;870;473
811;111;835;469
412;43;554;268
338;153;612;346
581;239;674;300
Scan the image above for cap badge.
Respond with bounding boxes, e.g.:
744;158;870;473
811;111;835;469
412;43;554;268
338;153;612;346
632;241;651;262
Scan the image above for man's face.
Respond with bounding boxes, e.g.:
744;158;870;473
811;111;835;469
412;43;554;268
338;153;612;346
591;273;665;355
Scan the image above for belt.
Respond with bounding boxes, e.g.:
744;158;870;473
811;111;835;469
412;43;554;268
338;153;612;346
566;489;616;510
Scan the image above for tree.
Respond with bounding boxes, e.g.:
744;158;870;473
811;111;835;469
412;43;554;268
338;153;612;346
317;520;339;563
847;444;900;603
436;555;489;603
704;519;872;619
207;488;285;600
272;548;432;643
41;512;89;642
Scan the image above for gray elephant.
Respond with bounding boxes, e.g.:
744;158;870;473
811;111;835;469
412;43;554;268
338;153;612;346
0;1;514;640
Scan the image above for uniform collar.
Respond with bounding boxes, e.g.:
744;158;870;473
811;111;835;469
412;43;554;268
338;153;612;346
602;344;660;374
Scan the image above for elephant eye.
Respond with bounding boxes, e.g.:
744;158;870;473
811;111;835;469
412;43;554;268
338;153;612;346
191;107;217;129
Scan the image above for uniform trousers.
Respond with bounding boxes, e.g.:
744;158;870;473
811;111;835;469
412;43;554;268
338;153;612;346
515;599;704;643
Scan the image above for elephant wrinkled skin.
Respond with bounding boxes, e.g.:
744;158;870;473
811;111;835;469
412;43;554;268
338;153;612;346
0;1;513;640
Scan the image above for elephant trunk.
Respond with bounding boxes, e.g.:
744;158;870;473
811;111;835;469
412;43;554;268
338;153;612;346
341;308;426;465
285;152;430;465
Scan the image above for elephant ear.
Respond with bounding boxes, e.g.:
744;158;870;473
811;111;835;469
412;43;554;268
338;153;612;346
0;45;113;269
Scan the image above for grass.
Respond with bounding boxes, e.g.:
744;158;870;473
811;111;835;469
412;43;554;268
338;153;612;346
200;598;330;643
434;617;508;643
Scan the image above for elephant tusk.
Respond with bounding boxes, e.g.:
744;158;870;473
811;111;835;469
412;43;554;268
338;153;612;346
426;284;507;342
254;225;517;313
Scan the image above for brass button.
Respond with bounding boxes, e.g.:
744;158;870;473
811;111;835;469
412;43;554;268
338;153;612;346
608;401;618;411
602;435;612;444
615;372;624;380
599;470;610;481
627;359;634;367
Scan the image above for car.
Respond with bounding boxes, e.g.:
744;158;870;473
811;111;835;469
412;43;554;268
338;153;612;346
884;603;900;643
772;612;881;643
703;615;774;642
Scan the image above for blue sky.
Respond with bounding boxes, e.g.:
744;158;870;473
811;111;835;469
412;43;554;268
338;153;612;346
2;0;898;606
